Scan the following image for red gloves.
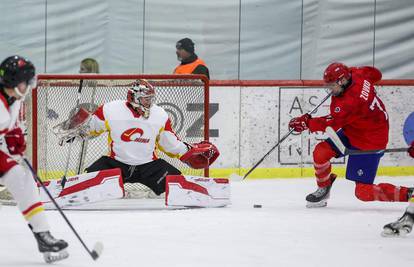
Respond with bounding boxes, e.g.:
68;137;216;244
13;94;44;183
5;127;26;156
408;141;414;158
289;114;311;133
180;141;220;169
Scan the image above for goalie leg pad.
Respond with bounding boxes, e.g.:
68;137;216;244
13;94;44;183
166;175;230;207
40;168;124;208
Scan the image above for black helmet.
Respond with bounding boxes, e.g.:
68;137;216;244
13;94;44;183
176;38;195;54
0;55;35;88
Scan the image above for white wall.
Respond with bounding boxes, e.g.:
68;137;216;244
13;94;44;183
209;85;414;169
1;0;414;79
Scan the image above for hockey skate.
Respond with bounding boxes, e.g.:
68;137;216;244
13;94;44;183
407;188;414;200
33;230;69;263
0;186;17;206
382;211;414;237
306;174;337;208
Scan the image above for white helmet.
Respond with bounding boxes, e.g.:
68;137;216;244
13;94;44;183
127;79;155;118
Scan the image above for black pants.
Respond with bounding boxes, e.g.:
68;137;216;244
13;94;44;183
86;156;181;195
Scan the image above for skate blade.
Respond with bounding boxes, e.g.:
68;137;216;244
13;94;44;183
43;249;69;263
306;200;328;208
381;227;409;238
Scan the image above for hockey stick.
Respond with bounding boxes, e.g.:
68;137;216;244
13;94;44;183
23;158;103;261
230;92;332;181
325;126;408;155
61;79;84;188
77;81;97;174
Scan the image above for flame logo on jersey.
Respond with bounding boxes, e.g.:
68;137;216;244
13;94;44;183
121;128;150;143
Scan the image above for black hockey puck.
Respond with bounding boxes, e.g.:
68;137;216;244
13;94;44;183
253;204;262;208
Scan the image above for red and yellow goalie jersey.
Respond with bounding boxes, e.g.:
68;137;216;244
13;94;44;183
308;66;389;150
88;100;188;166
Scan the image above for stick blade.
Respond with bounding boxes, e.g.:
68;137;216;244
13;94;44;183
91;242;104;260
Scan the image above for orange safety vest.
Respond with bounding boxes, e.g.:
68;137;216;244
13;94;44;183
173;58;207;75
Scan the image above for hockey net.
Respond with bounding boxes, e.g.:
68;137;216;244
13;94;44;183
28;74;209;199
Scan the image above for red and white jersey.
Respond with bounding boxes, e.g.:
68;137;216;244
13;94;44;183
309;66;389;150
0;93;22;150
89;100;188;165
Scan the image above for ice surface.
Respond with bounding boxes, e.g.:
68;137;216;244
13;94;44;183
1;177;414;267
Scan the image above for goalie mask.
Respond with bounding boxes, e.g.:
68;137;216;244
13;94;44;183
0;55;36;99
127;79;155;119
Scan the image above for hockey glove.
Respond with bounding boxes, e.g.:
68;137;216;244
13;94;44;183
289;114;311;133
408;141;414;158
5;127;26;156
180;141;220;169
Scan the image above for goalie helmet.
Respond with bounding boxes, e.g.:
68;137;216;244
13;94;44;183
127;79;156;119
0;55;36;98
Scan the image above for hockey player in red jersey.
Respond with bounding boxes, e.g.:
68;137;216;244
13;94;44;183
289;62;413;208
0;56;68;263
83;79;219;197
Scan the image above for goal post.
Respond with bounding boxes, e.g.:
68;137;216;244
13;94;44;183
30;74;209;195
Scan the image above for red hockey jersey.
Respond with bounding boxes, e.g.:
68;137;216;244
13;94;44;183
308;66;389;150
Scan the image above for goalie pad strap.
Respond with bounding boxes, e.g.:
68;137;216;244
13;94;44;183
166;175;208;196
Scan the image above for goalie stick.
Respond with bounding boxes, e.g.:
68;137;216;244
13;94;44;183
325;126;408;155
77;81;98;175
61;79;84;188
230;92;332;181
23;158;103;261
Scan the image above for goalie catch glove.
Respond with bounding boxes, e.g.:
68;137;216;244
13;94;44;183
53;107;92;144
180;141;220;169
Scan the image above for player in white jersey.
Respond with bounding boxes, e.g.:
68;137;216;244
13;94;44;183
0;56;68;263
382;141;414;237
84;79;219;196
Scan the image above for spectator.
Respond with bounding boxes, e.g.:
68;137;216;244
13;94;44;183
79;58;99;74
173;38;209;79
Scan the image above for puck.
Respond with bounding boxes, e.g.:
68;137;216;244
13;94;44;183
253;204;262;208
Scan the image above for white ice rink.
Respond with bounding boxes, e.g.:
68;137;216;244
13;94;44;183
1;176;414;267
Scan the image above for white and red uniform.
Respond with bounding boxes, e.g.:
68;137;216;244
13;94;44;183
89;100;188;165
0;90;49;232
0;93;23;173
